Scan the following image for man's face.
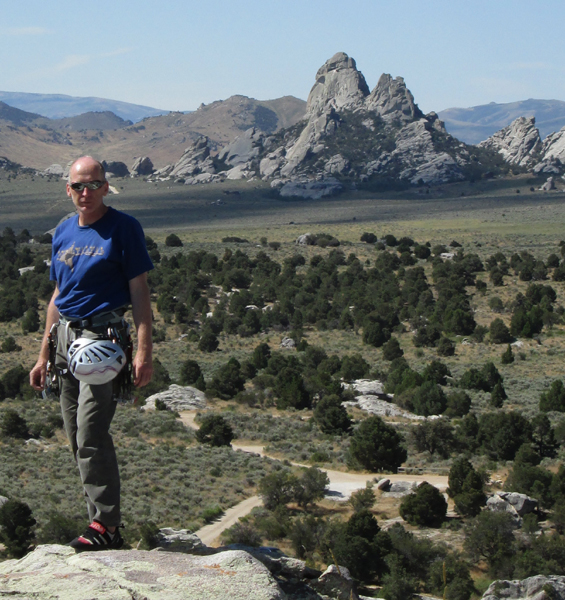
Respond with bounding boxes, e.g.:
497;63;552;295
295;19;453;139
66;159;109;225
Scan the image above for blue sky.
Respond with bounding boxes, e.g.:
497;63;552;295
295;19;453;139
1;0;563;113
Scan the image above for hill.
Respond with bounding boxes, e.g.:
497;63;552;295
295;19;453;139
0;95;307;170
0;91;168;122
439;99;565;144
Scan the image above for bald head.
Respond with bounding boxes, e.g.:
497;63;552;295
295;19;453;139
69;156;106;182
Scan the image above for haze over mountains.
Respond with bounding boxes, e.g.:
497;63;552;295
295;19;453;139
0;91;168;122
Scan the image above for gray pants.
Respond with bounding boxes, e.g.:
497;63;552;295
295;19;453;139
56;323;121;527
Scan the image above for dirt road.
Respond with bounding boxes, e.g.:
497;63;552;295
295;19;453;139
181;410;449;547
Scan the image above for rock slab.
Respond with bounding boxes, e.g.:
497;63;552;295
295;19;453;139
0;545;286;600
482;575;565;600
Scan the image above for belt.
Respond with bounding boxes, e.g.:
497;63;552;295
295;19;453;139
59;308;126;329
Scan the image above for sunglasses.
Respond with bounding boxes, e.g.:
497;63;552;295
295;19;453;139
69;180;106;192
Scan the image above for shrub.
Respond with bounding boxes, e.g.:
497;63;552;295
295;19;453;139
411;382;447;416
179;359;202;386
198;330;219;353
437;336;455;356
490;318;512;344
463;511;516;575
448;458;486;517
348;483;376;512
400;482;447;527
258;470;296;510
0;409;29;439
540;380;565;412
501;344;514;364
360;232;377;244
221;520;262;546
195;415;234;447
0;499;36;558
313;395;351;434
445;390;471;418
0;336;21;353
382;337;404;361
165;233;183;247
348;416;407;472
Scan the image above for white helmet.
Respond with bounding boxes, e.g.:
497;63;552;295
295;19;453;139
67;338;126;385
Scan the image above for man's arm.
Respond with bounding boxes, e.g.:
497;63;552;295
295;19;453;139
30;286;60;391
129;272;153;388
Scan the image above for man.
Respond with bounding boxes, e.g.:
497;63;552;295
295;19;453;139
30;156;153;551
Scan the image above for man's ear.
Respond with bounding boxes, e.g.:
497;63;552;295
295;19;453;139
66;183;72;198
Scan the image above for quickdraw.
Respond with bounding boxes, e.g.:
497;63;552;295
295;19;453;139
42;323;60;401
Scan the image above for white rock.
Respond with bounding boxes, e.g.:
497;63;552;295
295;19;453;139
143;385;206;412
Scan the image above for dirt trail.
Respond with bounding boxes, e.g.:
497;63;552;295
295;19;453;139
180;411;448;547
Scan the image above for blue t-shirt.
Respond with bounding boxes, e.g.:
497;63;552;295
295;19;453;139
50;207;154;319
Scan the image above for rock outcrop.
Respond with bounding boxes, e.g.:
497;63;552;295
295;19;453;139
251;52;472;191
102;160;130;178
0;542;363;600
131;156;154;176
0;545;286;600
306;52;370;118
143;384;206;411
486;491;538;524
482;575;565;600
478;116;542;166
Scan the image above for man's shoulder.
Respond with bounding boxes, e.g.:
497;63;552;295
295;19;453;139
107;207;142;228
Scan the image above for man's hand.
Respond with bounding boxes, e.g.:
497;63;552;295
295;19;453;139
129;273;153;388
132;352;153;388
30;359;48;391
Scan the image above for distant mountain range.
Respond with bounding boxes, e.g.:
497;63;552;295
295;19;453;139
438;99;565;144
0;94;307;169
0;91;169;122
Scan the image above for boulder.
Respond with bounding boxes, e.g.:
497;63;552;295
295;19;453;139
533;156;562;174
295;232;317;245
156;528;209;554
482;575;565;600
478;116;542;166
280;337;296;349
226;545;321;580
309;564;359;600
541;176;556;191
0;545;286;600
385;481;419;497
102;160;130;178
43;164;64;177
143;384;206;411
376;478;391;491
131;156;154;176
496;491;538;516
344;379;385;396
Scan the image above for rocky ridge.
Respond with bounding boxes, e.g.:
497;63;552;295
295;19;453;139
478;116;542;167
146;52;500;197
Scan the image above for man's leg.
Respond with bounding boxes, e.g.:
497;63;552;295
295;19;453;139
76;378;120;527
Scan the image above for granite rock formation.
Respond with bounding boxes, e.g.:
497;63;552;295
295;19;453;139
131;156;154;176
482;575;565;600
143;384;206;411
0;545;285;600
0;542;363;600
478;116;542;166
